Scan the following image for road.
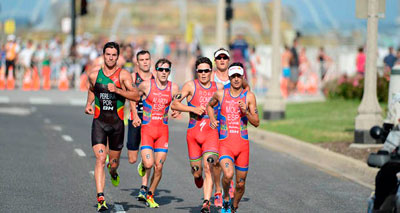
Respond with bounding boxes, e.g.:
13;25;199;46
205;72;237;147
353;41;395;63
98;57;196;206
0;103;370;212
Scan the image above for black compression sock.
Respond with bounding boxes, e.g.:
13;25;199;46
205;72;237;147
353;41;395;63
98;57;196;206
97;192;104;198
140;185;148;191
147;191;153;196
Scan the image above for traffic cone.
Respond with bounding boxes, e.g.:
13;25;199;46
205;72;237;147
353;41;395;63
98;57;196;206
6;66;15;90
58;66;69;91
42;65;51;90
79;73;88;91
22;69;32;91
32;66;41;91
0;65;5;90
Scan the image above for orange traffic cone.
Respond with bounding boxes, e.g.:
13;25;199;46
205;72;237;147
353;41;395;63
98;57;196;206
58;66;69;91
79;73;88;91
6;66;15;90
32;66;41;91
0;65;5;90
22;69;32;91
42;65;51;90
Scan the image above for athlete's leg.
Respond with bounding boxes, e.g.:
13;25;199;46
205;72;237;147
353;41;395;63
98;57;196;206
203;153;217;201
232;170;248;210
149;151;167;194
141;148;154;170
190;160;202;179
93;144;107;193
108;150;121;175
128;150;139;164
219;157;235;201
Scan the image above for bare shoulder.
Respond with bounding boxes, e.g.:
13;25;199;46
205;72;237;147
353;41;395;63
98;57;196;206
171;82;179;91
120;69;132;79
87;67;100;83
246;91;257;101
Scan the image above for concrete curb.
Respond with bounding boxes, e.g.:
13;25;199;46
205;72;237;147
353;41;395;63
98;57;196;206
248;127;378;189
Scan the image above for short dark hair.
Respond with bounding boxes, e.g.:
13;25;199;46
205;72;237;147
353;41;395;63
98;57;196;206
155;58;172;69
229;62;244;69
136;50;151;60
103;42;120;55
195;57;212;70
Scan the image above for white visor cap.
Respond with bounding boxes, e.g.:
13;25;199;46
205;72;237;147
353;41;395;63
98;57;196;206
214;49;230;58
228;66;244;77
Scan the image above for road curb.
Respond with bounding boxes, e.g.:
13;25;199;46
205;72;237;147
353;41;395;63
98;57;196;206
248;127;378;189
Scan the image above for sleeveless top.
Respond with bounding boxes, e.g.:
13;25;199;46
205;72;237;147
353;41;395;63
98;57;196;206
214;72;230;86
142;79;172;126
219;88;248;140
187;80;218;129
94;68;125;123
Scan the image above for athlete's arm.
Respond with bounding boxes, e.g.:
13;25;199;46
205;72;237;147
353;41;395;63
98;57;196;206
84;69;97;115
207;90;222;129
170;83;181;118
129;72;141;127
108;69;140;102
171;81;204;115
245;92;260;127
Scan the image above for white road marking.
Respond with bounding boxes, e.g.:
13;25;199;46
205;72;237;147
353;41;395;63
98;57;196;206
44;118;51;124
70;99;86;106
74;148;86;157
0;107;31;116
29;97;52;105
62;135;73;142
89;171;94;176
0;96;10;103
52;125;62;131
114;204;126;213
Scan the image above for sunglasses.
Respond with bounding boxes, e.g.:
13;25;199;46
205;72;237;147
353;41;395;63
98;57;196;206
196;69;212;73
156;67;171;72
215;56;229;60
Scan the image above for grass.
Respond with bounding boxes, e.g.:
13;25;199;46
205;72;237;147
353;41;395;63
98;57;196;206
258;99;387;144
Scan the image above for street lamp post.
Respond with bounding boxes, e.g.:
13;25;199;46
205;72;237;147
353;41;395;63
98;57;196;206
263;0;285;120
354;0;383;144
216;0;226;48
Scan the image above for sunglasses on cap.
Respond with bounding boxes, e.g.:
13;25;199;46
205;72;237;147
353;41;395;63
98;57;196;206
215;56;229;60
156;67;171;72
196;69;212;73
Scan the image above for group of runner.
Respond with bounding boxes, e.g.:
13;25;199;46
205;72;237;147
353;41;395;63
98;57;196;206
85;42;259;213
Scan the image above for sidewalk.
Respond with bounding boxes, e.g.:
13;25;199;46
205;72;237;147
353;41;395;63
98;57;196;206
248;127;378;189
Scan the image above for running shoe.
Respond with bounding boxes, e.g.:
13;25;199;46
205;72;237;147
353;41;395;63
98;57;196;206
107;163;120;187
97;196;108;212
146;194;159;208
221;199;231;213
229;180;235;199
137;161;145;177
200;200;210;213
194;176;204;188
137;187;147;201
214;192;223;208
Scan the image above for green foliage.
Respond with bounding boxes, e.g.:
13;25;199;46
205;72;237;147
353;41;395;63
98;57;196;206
323;75;389;102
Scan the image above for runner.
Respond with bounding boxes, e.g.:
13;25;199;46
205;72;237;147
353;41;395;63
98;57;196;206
171;57;224;212
126;50;154;201
84;42;140;212
207;62;260;213
137;58;180;208
211;48;250;207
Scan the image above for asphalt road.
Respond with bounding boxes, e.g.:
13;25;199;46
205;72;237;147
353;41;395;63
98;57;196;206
0;104;371;212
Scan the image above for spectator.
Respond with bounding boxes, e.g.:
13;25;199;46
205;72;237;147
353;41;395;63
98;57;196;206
383;46;397;73
356;46;366;77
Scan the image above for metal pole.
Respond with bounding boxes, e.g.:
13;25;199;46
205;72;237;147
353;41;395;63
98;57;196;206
354;0;382;144
216;0;226;48
71;0;76;48
263;0;285;120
